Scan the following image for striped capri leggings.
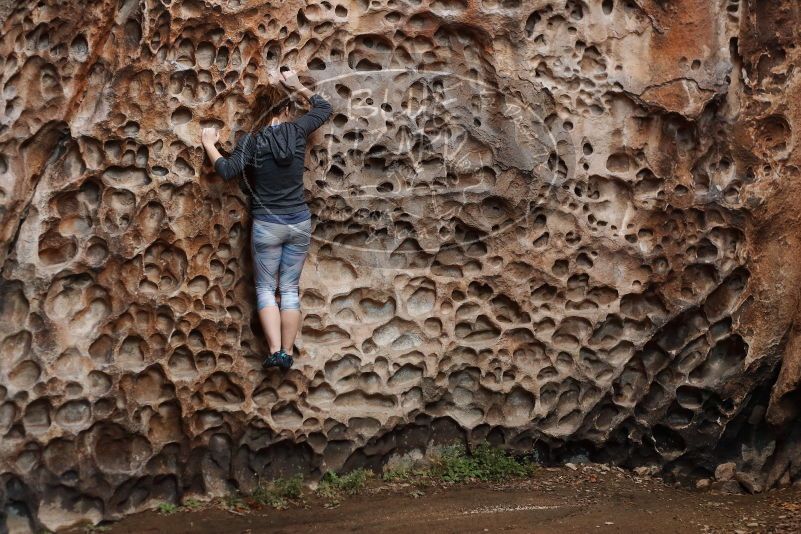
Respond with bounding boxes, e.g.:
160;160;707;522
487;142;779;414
251;218;312;311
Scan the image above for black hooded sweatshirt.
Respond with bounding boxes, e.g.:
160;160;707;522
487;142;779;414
214;93;333;215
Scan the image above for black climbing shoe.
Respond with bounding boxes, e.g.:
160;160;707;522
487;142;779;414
263;351;283;368
277;349;294;370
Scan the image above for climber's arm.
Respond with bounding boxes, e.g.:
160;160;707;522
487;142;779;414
294;93;333;137
278;68;332;136
202;128;255;181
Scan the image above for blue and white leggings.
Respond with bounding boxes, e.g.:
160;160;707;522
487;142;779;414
251;218;312;311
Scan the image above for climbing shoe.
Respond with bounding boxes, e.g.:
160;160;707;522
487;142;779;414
262;351;284;368
276;349;294;370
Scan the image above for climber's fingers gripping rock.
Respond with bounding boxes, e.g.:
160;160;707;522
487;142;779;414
201;127;219;145
279;68;302;88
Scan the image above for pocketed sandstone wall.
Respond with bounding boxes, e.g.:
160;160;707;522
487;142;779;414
1;0;800;530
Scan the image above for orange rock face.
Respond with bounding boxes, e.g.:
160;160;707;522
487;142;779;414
1;0;800;530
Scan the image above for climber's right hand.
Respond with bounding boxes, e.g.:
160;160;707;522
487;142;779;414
201;127;219;146
279;68;301;88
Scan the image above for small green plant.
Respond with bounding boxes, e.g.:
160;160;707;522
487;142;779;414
82;525;110;534
317;468;372;504
252;474;304;509
382;443;537;485
222;492;249;512
430;445;475;483
157;502;178;515
382;466;413;481
274;474;303;500
382;469;403;482
382;465;433;483
182;497;202;510
430;443;536;483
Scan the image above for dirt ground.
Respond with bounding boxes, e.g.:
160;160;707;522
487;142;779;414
74;464;801;534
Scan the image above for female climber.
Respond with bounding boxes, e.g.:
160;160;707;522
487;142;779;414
200;68;332;370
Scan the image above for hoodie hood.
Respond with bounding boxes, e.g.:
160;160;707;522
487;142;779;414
256;122;299;166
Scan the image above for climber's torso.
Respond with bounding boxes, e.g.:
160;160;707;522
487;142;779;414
245;123;311;217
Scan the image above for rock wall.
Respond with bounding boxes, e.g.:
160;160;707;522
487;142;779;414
1;0;801;530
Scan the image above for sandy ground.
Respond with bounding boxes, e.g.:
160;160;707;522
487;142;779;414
66;464;801;534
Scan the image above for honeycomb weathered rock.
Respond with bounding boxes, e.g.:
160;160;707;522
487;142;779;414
2;0;801;530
